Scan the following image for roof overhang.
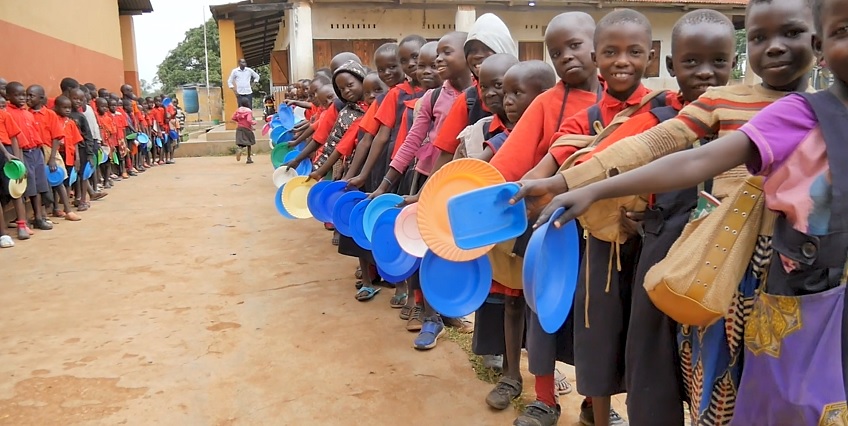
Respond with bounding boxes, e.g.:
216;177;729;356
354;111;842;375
118;0;154;15
210;1;288;67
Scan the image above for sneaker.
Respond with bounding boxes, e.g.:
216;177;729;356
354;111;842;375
514;401;561;426
483;354;504;371
486;377;522;410
406;305;423;331
246;157;254;164
413;317;445;350
0;235;14;248
16;226;29;240
32;218;53;231
579;400;628;426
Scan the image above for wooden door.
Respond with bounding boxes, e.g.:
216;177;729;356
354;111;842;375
519;42;545;61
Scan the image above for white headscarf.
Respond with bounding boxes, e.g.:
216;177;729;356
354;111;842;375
465;13;518;58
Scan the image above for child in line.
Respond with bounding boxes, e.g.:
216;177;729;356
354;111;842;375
232;98;256;164
27;85;81;222
0;96;25;244
518;0;815;423
53;96;85;221
95;97;117;189
533;0;840;422
5;82;53;233
121;99;139;176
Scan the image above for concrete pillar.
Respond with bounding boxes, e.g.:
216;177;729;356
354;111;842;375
119;15;140;93
455;5;476;32
288;1;314;82
219;19;238;130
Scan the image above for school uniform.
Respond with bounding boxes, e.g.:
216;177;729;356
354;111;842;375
6;104;49;197
81;105;101;165
59;117;83;170
431;85;490;157
730;92;848;425
373;81;425;195
0;109;23;198
31;107;66;188
549;85;675;398
561;83;802;423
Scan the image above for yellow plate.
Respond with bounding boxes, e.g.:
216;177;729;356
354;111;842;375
8;176;26;199
282;176;318;219
417;158;505;261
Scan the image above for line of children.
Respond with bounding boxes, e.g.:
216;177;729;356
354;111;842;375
0;77;179;249
292;2;837;424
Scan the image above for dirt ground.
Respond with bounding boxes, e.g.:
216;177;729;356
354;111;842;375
0;155;626;425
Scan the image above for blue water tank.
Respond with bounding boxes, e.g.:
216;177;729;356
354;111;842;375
183;86;199;113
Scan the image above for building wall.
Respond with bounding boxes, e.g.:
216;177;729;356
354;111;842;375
299;6;742;91
0;0;125;97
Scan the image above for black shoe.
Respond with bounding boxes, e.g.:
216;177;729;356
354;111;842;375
514;401;560;426
32;218;53;231
486;377;522;410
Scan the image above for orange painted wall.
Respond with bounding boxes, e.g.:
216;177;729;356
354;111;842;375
0;20;124;98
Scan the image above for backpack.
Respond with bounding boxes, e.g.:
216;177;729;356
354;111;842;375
551;90;670;245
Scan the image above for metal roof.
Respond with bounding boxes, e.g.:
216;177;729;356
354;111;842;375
210;1;288;67
118;0;154;15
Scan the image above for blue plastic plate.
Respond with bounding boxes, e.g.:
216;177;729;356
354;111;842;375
420;250;491;318
447;182;527;250
269;115;284;129
155;137;163;147
363;193;404;241
162;97;172;107
522;208;580;333
282;150;312;176
82;162;94;180
136;133;150;144
350;199;373;250
377;261;421;285
270;126;287;144
45;165;65;187
372;209;420;281
277;107;295;129
333;191;367;237
274;184;296;219
306;180;333;222
315;181;348;224
169;130;179;141
68;166;78;185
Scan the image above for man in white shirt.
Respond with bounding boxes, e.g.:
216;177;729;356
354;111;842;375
227;59;260;107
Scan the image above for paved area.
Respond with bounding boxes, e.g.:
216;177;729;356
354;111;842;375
0;155;625;425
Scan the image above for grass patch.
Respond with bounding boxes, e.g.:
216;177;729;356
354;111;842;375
442;327;528;412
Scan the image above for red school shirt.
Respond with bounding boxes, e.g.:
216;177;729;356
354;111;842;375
0;109;22;146
375;81;423;131
30;107;65;148
549;85;674;166
358;100;382;137
5;104;44;150
432;84;489;155
60;117;84;166
113;111;128;140
97;112;118;147
312;103;340;144
390;98;421;159
489;82;602;182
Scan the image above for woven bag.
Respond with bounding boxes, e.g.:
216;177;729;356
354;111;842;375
644;176;767;326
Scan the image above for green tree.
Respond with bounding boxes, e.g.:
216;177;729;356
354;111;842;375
732;29;747;80
157;19;222;95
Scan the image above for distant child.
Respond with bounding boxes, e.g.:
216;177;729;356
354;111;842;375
0;94;25;244
263;95;276;121
110;98;131;178
68;88;100;210
95;97;117;189
516;0;817;423
27;84;81;222
232;97;256;164
121;99;139;176
52;96;84;220
5;82;53;233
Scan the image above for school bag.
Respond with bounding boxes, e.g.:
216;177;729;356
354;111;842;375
550;90;669;245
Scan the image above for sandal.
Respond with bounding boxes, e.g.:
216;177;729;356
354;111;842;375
355;286;380;301
389;293;408;309
413;317;445;350
555;369;573;395
399;304;413;320
443;316;474;334
77;202;90;212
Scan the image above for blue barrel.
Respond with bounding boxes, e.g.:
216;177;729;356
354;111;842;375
183;86;199;113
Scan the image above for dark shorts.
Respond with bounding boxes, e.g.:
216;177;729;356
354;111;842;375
23;149;49;197
237;93;253;108
472;294;506;356
0;155;10;198
573;235;639;397
526;306;574;375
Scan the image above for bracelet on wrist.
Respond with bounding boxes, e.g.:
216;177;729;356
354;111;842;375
382;177;393;187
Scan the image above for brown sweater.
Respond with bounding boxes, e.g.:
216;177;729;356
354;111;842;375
560;84;796;200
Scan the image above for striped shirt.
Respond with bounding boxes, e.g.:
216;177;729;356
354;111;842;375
561;84;796;200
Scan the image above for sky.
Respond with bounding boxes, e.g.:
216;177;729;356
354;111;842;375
133;0;232;87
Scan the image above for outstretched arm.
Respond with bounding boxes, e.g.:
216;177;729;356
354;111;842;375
525;131;754;228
